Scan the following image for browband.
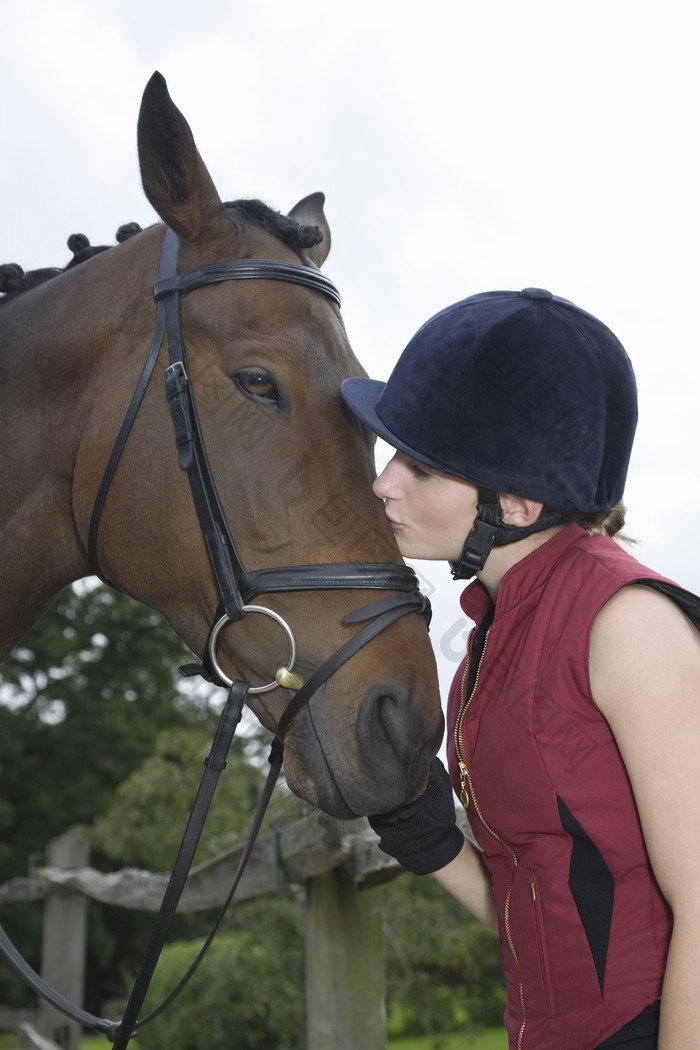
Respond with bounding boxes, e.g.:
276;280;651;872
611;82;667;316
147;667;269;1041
154;259;342;308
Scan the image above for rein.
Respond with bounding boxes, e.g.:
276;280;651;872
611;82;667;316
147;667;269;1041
1;228;429;1047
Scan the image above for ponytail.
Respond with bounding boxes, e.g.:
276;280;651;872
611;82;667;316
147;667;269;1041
544;502;636;544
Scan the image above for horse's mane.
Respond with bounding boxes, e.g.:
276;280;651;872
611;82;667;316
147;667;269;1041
0;223;143;305
0;200;322;306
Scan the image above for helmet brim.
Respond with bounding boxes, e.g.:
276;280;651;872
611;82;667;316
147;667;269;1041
340;377;452;474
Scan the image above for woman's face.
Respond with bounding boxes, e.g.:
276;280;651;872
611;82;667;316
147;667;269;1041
372;451;479;562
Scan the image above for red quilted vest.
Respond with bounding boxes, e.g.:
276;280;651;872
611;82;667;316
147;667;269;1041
445;526;683;1049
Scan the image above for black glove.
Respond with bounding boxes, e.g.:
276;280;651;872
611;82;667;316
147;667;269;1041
368;757;464;875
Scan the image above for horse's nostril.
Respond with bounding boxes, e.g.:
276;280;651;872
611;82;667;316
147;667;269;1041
357;682;443;769
374;692;418;764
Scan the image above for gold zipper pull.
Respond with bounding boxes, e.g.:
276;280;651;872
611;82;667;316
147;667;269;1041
458;760;470;808
530;872;537;902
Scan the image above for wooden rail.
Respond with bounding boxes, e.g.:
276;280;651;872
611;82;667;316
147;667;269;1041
3;813;477;1049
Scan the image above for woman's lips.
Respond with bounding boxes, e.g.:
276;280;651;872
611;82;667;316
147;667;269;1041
386;515;402;532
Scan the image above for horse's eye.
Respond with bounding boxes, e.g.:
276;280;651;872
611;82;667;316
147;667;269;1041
234;370;279;402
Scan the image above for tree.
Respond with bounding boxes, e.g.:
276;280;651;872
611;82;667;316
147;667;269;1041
79;725;293;1020
0;582;223;1008
89;724;283;871
136;919;306;1050
382;873;506;1039
0;582;215;878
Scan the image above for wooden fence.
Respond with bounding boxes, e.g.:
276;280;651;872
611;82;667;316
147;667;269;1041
1;810;470;1050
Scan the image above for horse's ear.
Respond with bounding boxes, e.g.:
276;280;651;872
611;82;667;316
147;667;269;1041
137;72;229;242
289;192;332;267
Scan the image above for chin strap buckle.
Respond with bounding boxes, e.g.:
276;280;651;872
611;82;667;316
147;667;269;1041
450;488;502;581
450;517;499;579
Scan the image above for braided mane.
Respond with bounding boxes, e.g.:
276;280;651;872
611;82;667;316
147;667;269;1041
0;201;323;305
0;223;143;305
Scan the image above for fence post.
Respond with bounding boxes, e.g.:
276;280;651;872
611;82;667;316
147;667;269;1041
305;870;385;1050
37;830;89;1050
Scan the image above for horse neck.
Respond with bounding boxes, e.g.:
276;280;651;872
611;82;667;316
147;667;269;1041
0;234;159;655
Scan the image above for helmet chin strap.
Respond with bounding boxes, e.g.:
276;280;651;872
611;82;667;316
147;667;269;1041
449;489;502;581
450;488;567;581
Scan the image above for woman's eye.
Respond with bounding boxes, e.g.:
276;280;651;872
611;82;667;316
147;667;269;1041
409;462;432;480
234;370;279;402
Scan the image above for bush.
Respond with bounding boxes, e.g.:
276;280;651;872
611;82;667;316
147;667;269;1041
382;875;506;1039
137;907;305;1050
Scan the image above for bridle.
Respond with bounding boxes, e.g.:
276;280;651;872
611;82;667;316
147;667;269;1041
0;228;430;1047
90;228;428;689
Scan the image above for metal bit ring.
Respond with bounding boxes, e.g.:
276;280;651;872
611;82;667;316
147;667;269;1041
207;605;299;693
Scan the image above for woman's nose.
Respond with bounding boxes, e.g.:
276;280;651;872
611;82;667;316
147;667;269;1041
373;455;397;500
372;469;388;500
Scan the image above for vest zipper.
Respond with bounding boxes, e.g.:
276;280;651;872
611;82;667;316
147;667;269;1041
454;627;528;1049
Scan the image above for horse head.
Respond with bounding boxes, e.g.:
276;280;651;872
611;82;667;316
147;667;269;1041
0;73;443;819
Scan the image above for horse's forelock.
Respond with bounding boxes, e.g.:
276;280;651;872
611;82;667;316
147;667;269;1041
224;198;323;258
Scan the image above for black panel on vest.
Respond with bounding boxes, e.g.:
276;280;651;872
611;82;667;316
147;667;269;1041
630;579;700;632
557;796;615;995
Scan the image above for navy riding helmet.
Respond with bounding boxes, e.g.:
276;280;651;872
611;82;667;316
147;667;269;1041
341;288;638;579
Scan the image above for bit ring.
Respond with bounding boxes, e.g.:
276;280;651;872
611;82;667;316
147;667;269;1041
207;604;298;693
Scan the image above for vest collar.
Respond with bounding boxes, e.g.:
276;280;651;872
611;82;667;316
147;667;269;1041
459;524;590;624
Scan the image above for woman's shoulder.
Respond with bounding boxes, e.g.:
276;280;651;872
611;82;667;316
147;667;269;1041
591;583;700;716
593;581;697;637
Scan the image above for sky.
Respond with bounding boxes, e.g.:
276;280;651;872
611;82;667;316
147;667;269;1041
2;0;698;701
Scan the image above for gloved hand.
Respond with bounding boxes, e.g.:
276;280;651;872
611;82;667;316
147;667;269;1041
368;757;464;875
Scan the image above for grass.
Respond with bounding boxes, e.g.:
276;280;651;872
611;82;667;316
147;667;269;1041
80;1036;507;1050
387;1030;507;1050
1;1027;508;1049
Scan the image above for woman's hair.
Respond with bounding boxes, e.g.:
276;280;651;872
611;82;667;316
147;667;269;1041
545;502;636;544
